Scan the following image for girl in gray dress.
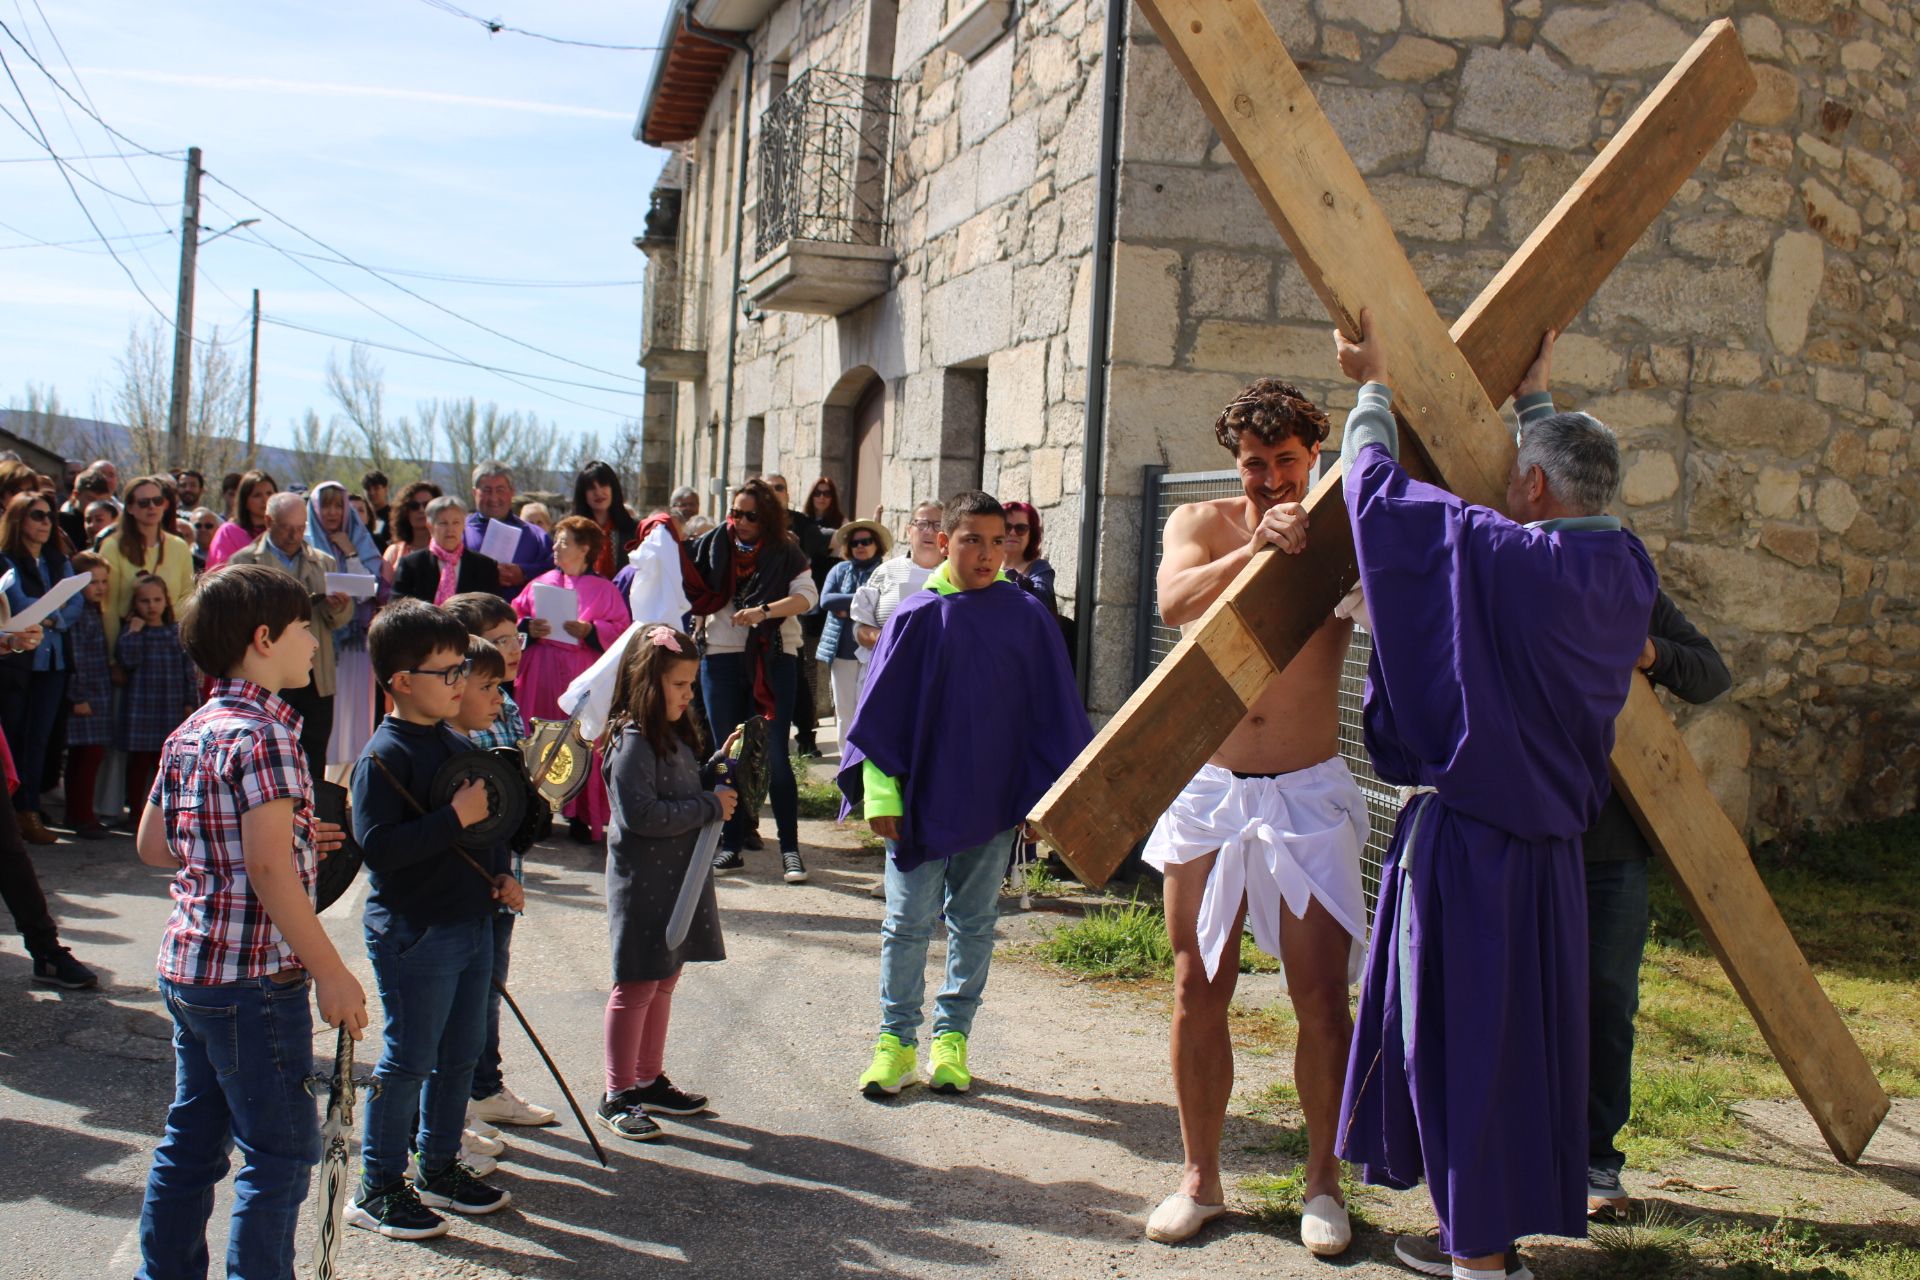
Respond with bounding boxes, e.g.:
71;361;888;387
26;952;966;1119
598;624;739;1140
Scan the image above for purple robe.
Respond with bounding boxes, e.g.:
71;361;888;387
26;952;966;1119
837;578;1091;872
1333;391;1657;1259
465;513;553;597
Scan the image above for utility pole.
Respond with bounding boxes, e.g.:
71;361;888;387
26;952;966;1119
246;288;260;453
166;146;202;468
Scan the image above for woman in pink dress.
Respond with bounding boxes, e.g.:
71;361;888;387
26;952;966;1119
513;515;630;842
203;470;276;571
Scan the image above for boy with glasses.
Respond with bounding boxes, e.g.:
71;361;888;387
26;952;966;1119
349;599;521;1239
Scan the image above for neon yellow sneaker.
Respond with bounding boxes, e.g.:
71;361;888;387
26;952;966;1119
858;1033;920;1097
928;1031;972;1094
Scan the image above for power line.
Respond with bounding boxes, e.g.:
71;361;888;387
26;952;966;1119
0;18;174;157
228;239;645;289
0;148;181;162
0;100;173;205
412;0;664;51
0;214;170;252
261;316;647;399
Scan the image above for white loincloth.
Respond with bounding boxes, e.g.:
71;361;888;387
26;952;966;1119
1145;758;1370;985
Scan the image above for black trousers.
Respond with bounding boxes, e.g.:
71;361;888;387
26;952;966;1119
279;682;333;782
793;615;825;752
0;796;59;958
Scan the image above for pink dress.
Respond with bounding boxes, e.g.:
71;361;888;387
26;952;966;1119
512;571;630;838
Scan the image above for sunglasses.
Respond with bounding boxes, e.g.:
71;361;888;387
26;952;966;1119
24;508;51;522
195;521;220;531
131;495;167;509
729;509;761;524
406;500;429;510
397;660;471;687
1007;522;1030;533
846;536;876;549
811;489;832;498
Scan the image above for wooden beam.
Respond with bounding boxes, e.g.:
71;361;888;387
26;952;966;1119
1033;11;1889;1162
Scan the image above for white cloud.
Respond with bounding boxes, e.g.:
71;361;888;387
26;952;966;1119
75;67;630;121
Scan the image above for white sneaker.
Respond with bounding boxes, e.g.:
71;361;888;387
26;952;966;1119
471;1086;557;1127
464;1127;506;1158
465;1108;501;1140
454;1144;499;1177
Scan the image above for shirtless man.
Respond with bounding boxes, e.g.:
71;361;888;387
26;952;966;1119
1143;378;1370;1257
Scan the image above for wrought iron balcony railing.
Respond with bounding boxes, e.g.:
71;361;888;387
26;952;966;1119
640;258;706;380
756;69;897;260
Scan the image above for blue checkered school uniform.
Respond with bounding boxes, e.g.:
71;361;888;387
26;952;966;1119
66;606;113;748
117;623;202;752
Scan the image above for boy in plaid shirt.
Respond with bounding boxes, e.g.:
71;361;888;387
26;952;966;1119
134;564;369;1280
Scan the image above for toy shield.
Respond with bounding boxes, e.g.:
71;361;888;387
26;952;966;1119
312;781;364;912
430;749;528;852
523;717;591;807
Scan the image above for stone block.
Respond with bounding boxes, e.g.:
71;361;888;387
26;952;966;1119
1500;151;1585;245
1031;444;1066;506
1188;251;1272;321
1662;541;1841;633
1108;242;1182;366
1669;217;1773;265
1796;134;1842;171
1697;348;1764;387
1013;257;1075;341
1376;35;1458;81
977;115;1039;210
1124;44;1215;165
1720;174;1795;220
1589;262;1766;345
1317;84;1429;175
1117;164;1285;250
1740;65;1800;127
1067;253;1093;370
1540;1;1692;73
1104;365;1251;478
1680;708;1752;830
1405;0;1505;40
1764;231;1823;356
959;33;1015;148
1840;40;1884;72
1027;33;1079;96
1321;0;1402;33
1422;132;1498;188
1055;74;1102;186
1372;174;1469;241
1189;321;1339;379
1845;149;1905;204
986;342;1048;451
925;150;980;238
1737;13;1783;59
1688;391;1829;456
1253;0;1317;49
1813;366;1866;411
1552;333;1625;389
1580;391;1679;438
1760;521;1820;567
1800;178;1862;251
1814;477;1860;533
1620;451;1680;505
925;260;1012;366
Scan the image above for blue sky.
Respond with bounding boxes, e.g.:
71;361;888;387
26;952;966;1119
1;0;675;451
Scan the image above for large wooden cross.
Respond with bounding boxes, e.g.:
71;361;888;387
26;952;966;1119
1031;9;1890;1164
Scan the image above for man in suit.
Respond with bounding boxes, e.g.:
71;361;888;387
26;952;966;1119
226;492;354;777
396;495;502;603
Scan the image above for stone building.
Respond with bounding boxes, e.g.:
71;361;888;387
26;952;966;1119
633;0;1918;838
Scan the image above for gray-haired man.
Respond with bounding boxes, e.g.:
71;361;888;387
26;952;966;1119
465;461;552;597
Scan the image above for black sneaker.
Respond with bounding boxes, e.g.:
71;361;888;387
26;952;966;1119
567;817;591;844
31;947;98;990
713;848;745;874
632;1075;708;1116
346;1179;448;1239
597;1089;665;1140
411;1157;512;1215
781;848;809;884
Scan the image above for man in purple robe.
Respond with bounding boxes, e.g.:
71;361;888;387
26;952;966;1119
1330;315;1658;1280
838;491;1092;1099
465;460;553;598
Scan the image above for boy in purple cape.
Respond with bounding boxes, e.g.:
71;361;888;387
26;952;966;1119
1330;315;1658;1280
838;491;1091;1098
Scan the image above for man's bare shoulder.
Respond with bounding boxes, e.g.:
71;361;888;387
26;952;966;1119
1165;497;1250;555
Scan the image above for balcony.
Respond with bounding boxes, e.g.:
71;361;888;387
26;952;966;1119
745;69;898;317
638;257;707;382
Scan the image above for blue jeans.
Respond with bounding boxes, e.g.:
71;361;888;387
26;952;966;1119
362;914;493;1190
469;910;515;1101
138;973;320;1280
879;831;1013;1046
1;668;66;814
700;649;798;852
1587;857;1650;1178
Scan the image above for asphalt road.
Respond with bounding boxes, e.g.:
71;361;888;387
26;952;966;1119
1;790;1413;1279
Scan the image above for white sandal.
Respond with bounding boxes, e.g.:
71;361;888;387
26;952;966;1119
1145;1191;1228;1243
1301;1194;1352;1256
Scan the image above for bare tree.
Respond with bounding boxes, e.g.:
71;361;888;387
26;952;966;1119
110;320;254;476
6;384;114;465
325;344;434;488
286;409;364;489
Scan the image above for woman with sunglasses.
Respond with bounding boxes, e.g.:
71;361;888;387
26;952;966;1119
204;470;277;572
999;501;1056;614
812;518;891;741
684;478;818;884
101;477;196;663
187;509;222;574
0;492;84;843
381;480;442;575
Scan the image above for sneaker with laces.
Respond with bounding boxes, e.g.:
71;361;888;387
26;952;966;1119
445;1143;497;1177
410;1156;511;1214
463;1127;506;1158
31;947;98;990
346;1179;448;1239
597;1088;665;1141
471;1086;556;1127
631;1075;708;1116
928;1031;973;1094
781;848;809;883
713;848;745;874
858;1033;920;1097
1392;1232;1532;1279
465;1108;501;1140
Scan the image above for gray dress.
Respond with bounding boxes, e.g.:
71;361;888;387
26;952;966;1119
604;729;726;983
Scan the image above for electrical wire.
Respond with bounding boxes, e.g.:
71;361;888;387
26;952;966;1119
234;239;644;289
261;315;647;398
0;148;180;162
0;215;170;252
412;0;664;51
0;100;172;205
0;18;174;157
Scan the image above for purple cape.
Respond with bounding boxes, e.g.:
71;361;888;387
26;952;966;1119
837;579;1091;871
1335;441;1657;1259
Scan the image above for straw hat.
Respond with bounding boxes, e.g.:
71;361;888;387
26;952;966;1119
831;518;894;557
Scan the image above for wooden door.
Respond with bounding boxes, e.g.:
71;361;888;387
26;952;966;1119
852;378;884;524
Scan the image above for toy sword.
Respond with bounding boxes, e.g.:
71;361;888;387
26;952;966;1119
307;1026;378;1280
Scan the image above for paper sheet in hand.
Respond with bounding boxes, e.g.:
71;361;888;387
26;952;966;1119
533;582;580;645
0;571;89;632
478;518;521;564
325;572;379;600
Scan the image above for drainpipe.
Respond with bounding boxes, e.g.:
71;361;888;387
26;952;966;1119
700;18;756;493
1072;0;1127;702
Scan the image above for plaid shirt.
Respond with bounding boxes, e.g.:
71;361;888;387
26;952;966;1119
153;679;316;985
467;688;526;753
118;623;205;751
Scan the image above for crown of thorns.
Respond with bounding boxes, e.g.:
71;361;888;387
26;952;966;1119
1214;379;1331;450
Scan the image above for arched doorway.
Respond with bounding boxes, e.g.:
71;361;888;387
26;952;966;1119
851;378;885;522
822;365;884;522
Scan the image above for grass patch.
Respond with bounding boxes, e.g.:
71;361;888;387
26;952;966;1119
796;772;842;820
1238;1167;1373;1230
1590;1201;1700;1278
1034;896;1295;982
1621;1064;1744;1164
1016;860;1076;899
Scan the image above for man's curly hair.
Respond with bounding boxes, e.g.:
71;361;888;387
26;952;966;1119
1213;379;1331;453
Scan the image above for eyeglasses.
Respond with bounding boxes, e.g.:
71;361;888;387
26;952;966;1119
131;495;167;510
846;536;876;549
1006;522;1030;533
24;508;51;522
811;488;832;498
195;521;220;532
406;500;429;510
909;519;939;531
485;632;523;651
729;509;761;524
397;660;471;687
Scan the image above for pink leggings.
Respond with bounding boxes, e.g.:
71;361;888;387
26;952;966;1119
603;970;682;1095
